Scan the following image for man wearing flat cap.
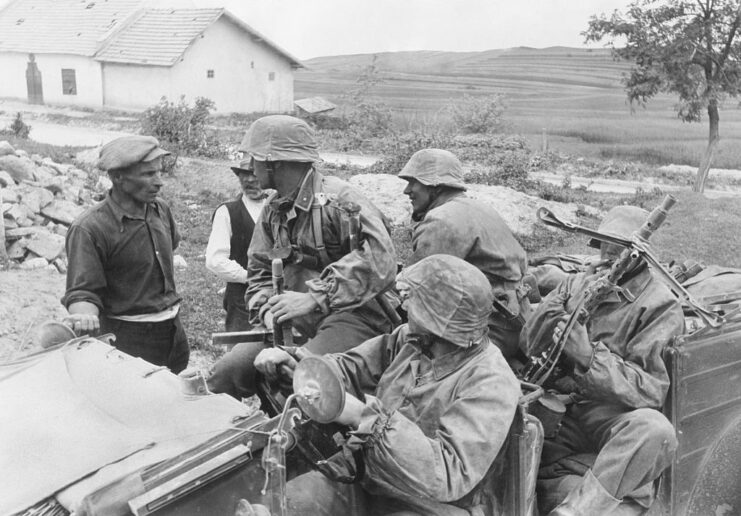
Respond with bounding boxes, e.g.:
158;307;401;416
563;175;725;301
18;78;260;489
521;205;683;515
205;158;266;331
61;135;189;373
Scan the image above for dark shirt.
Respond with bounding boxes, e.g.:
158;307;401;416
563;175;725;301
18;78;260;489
61;193;181;317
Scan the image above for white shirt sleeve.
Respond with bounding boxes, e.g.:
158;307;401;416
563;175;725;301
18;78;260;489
205;204;249;284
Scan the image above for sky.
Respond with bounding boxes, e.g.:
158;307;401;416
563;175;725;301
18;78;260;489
0;0;634;60
195;0;635;60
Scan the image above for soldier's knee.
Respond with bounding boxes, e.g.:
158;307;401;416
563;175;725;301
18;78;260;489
631;408;678;453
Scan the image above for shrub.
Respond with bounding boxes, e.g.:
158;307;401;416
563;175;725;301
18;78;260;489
367;130;454;175
8;112;31;139
141;96;227;167
446;94;507;134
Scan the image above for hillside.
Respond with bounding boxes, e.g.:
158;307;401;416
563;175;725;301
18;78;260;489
295;47;631;115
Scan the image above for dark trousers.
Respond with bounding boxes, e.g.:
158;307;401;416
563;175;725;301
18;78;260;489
224;283;253;332
207;310;386;400
100;314;190;374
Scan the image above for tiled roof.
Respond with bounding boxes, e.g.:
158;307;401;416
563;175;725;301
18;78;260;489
96;8;221;66
0;0;143;56
96;8;303;68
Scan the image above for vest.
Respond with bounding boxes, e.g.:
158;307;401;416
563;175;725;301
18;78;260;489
215;196;256;307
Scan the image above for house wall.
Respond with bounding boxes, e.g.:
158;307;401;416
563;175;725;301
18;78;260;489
102;17;295;113
0;52;103;107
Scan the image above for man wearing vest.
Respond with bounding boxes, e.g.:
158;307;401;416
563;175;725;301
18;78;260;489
205;158;265;331
207;115;397;400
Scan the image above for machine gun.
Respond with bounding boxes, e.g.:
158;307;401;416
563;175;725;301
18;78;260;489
522;194;724;386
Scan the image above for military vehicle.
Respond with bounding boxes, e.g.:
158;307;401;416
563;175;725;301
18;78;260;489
3;196;741;516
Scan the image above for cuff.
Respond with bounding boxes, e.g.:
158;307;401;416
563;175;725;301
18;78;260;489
306;280;331;314
573;341;610;390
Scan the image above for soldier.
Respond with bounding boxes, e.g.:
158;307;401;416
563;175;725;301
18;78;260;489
521;206;684;515
207;115;397;399
61;135;189;373
205;158;266;331
257;254;521;515
397;148;530;360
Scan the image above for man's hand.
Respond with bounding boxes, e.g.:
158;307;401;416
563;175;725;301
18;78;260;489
64;301;100;335
254;348;298;382
266;291;320;324
553;316;592;369
334;393;365;429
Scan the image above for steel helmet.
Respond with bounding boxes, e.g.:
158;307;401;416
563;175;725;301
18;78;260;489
398;148;467;190
398;254;492;347
588;205;649;249
238;115;321;163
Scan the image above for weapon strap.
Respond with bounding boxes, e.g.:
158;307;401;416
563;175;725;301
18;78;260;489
311;172;331;269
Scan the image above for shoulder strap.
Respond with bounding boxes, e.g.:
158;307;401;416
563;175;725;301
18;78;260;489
311;172;331;268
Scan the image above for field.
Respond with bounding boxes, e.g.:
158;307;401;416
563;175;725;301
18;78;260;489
296;46;741;169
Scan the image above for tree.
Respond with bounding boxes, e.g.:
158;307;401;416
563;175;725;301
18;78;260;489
585;0;741;193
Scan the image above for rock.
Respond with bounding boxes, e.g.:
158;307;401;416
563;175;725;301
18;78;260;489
19;256;49;269
41;200;85;225
0;141;15;157
41;157;68;175
30;154;44;165
32;166;56;185
1;187;20;203
0;155;37;183
4;203;28;223
347;175;411;227
25;232;65;261
6;226;47;239
3;216;17;230
75;147;101;169
6;239;28;260
15;149;28;158
95;175;112;192
52;257;67;274
53;224;68;237
20;185;54;213
173;254;188;269
0;170;15;187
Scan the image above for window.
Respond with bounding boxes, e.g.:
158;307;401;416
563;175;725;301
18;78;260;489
61;69;77;95
268;72;275;81
207;69;214;78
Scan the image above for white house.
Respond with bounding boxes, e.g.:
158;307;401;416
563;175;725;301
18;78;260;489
0;0;303;113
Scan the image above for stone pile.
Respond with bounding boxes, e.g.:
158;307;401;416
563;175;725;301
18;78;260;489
0;140;111;272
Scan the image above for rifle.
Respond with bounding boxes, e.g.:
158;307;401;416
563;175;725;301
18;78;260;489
342;201;403;327
522;194;721;385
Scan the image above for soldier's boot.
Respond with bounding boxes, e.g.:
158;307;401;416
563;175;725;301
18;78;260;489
548;469;645;516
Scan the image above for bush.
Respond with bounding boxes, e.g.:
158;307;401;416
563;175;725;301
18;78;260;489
141;96;228;166
446;94;507;134
8;112;31;139
367;130;454;175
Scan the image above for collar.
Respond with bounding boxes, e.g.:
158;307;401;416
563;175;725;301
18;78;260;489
408;338;487;381
293;168;322;213
414;189;465;222
104;191;160;224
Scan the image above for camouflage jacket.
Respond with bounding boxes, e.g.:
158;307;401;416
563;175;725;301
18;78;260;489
522;266;685;409
246;169;397;332
328;325;520;515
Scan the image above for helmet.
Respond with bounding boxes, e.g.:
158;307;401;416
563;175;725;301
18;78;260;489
398;254;492;347
588;205;649;248
398;148;467;190
238;115;321;163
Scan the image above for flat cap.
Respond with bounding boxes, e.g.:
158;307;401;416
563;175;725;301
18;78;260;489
230;157;254;175
97;135;170;171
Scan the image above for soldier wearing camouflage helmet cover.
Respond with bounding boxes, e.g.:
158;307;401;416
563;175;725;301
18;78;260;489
207;115;398;400
398;148;530;361
521;205;683;515
264;255;520;515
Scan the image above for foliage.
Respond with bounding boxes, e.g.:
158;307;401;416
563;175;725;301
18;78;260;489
338;55;395;148
366;130;454;175
445;94;508;134
141;96;228;168
584;0;741;192
5;112;31;139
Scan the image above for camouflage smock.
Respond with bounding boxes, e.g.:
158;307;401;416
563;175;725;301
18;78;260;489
246;169;397;334
522;266;685;409
327;324;520;515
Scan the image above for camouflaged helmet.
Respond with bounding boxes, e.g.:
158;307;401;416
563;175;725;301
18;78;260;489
398;148;467;191
238;115;321;163
398;254;492;347
588;205;649;249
